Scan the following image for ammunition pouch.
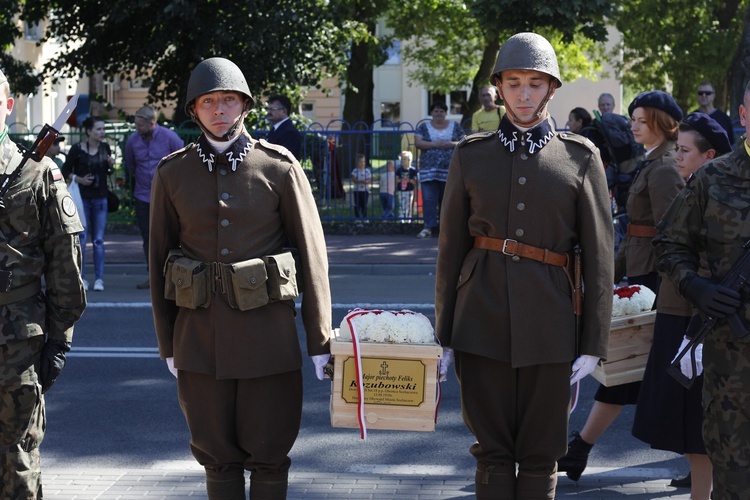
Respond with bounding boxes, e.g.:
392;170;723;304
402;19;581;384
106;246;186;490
163;249;299;311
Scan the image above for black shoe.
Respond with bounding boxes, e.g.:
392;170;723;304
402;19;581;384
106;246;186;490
669;473;691;488
557;431;594;481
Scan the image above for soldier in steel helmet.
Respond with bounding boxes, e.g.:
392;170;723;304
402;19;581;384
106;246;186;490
654;79;750;499
0;69;86;497
435;32;613;498
149;57;332;499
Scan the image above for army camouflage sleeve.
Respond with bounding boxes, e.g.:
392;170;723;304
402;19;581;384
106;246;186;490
654;181;704;291
41;164;87;343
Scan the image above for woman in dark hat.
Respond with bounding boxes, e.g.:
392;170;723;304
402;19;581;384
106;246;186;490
630;111;731;500
559;90;688;481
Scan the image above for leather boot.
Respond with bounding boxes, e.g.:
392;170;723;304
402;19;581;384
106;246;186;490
474;463;516;499
205;468;246;500
557;431;593;481
516;469;557;500
249;471;288;500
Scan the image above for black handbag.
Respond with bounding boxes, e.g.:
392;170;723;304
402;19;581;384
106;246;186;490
106;176;120;213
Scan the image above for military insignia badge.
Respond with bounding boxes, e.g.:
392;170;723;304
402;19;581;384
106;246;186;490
61;195;77;217
51;165;64;181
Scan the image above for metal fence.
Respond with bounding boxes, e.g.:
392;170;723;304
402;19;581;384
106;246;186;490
7;119;442;224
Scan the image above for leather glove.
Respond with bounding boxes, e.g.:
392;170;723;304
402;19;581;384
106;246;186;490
570;355;599;385
673;336;703;378
439;347;454;382
681;275;741;318
166;357;178;378
312;354;331;380
39;339;71;394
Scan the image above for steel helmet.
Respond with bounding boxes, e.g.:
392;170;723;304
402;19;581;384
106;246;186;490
490;33;562;88
184;57;254;116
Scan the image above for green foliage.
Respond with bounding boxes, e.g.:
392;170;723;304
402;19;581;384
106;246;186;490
17;0;360;120
610;0;745;112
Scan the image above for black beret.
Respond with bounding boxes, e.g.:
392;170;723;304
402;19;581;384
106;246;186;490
628;90;683;122
682;112;732;155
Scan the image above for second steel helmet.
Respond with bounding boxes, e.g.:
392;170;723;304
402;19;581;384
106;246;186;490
184;57;255;116
490;33;562;88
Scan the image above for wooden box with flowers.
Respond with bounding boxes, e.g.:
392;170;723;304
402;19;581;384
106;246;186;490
329;309;444;434
592;285;657;387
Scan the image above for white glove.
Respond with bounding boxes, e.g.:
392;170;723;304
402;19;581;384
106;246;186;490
673;336;703;378
570;355;599;385
439;347;454;382
166;357;178;378
312;354;331;380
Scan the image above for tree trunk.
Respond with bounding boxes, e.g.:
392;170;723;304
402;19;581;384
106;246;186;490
729;3;750;122
462;36;502;127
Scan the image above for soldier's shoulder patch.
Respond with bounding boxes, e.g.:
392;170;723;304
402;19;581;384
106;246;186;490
158;144;192;168
558;132;598;153
457;131;495;148
50;165;64;181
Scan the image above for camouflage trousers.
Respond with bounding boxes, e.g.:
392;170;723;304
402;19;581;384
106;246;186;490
0;338;45;500
702;336;750;500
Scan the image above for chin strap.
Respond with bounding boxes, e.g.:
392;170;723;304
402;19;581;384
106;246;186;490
499;83;557;127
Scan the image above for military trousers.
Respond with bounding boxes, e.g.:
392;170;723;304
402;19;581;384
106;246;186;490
456;351;569;476
702;336;750;500
0;337;45;499
177;368;303;478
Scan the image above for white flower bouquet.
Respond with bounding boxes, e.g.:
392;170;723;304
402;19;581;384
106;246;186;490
611;284;656;317
338;308;436;344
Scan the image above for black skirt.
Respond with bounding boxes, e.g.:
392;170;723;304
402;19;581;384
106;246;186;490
631;312;706;454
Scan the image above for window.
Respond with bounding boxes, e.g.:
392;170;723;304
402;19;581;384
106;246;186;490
380;102;401;123
128;77;152;91
25;22;42;41
384;41;401;65
428;90;468;116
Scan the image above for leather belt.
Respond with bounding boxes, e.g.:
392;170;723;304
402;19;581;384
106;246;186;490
474;236;569;268
627;224;658;238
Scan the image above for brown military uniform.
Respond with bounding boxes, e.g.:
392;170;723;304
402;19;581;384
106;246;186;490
436;117;614;486
0;133;86;498
149;132;331;483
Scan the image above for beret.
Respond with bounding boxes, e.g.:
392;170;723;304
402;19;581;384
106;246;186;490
682;112;732;155
628;90;683;122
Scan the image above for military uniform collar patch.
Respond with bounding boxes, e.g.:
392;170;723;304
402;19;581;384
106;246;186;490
196;134;252;172
497;117;554;155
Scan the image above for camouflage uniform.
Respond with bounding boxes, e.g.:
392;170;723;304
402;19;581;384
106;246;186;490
0;131;86;498
654;144;750;500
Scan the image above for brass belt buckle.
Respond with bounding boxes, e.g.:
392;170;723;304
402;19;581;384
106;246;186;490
502;239;517;256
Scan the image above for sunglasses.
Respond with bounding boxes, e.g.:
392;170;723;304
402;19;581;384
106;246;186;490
697;91;714;96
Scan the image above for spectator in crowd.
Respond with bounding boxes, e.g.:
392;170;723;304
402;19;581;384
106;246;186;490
0;67;86;499
415;101;465;238
149;57;332;499
396;151;417;221
598;93;616;115
379;159;396;219
470;84;505;132
567;107;592;135
436;32;613;498
125;106;184;290
631;112;731;499
694;82;735;147
266;94;302;159
350;153;372;218
62;116;115;291
45;135;65;167
653;78;750;500
560;90;685;482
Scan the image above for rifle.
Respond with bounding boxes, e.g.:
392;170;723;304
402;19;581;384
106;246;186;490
0;94;79;208
668;238;750;388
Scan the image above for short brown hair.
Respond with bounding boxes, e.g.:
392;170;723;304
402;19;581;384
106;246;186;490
642;107;679;142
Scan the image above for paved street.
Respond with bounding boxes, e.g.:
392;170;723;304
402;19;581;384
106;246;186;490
40;232;692;498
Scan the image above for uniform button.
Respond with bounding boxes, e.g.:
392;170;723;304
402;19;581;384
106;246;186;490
520;153;528;160
219;168;228;176
221;219;230;227
515;228;524;237
517;202;525;211
221;248;230;256
221;192;230;200
250;276;257;284
511;256;521;262
518;177;527;185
